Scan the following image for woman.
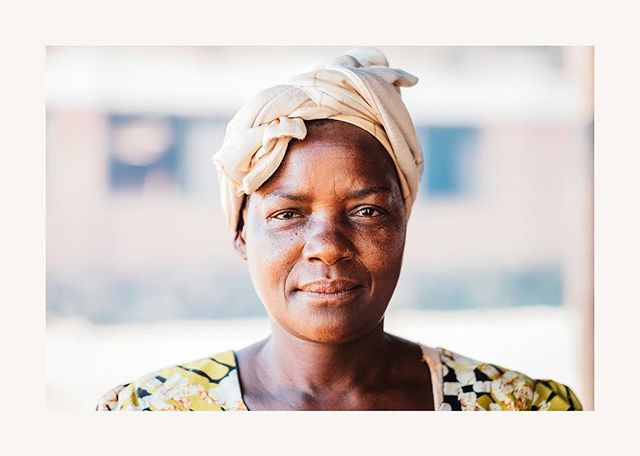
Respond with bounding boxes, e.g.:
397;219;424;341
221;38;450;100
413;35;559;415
97;48;582;411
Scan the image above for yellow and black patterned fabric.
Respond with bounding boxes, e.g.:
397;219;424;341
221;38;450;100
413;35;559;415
97;351;247;411
438;348;582;411
97;346;582;411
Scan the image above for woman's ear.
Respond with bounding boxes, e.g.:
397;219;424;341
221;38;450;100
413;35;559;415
233;228;247;260
233;195;249;260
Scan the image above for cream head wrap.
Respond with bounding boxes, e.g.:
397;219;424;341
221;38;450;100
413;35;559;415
212;48;423;233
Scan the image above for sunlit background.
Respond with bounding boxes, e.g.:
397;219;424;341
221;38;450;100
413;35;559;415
46;46;593;410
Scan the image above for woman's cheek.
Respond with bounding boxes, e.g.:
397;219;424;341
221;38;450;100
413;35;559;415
362;222;405;253
360;227;405;280
262;227;303;260
249;228;302;283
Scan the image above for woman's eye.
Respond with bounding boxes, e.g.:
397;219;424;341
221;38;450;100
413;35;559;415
273;210;298;220
354;207;382;218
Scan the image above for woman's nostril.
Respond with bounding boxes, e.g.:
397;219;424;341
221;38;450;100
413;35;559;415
303;230;355;265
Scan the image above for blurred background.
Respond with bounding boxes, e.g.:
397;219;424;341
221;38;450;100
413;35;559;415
46;46;593;410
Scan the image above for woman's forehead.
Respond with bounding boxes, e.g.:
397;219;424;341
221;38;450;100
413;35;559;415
256;121;402;198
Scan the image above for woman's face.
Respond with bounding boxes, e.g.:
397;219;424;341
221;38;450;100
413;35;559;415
237;121;407;344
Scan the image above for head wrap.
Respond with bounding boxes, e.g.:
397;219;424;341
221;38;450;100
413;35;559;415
212;47;423;233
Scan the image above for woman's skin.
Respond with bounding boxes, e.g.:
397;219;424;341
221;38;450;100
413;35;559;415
234;120;433;410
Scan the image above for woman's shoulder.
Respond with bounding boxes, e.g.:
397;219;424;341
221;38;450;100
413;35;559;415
434;347;582;411
96;350;247;411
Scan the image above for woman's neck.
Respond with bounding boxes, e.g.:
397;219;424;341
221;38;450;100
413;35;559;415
235;318;434;410
257;320;392;393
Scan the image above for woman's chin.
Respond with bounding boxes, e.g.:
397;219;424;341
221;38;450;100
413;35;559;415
266;293;387;344
286;318;378;345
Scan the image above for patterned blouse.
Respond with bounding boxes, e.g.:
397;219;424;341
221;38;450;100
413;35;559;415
96;345;582;411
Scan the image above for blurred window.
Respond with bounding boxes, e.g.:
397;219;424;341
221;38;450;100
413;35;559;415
108;115;185;193
418;126;478;198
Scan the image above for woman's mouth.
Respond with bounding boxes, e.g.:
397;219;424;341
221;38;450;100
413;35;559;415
295;280;363;303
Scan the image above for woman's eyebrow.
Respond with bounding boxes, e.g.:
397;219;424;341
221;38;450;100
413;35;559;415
346;187;394;199
264;187;394;202
263;191;310;202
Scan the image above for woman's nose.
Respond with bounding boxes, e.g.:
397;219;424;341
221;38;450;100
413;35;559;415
302;219;355;266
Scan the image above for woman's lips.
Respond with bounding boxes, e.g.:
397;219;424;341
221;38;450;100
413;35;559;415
298;280;361;294
295;280;363;302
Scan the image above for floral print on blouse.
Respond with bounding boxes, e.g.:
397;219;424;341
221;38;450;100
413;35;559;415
437;348;581;411
96;346;582;411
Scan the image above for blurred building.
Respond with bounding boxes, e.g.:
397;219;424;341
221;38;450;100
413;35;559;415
46;46;592;322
